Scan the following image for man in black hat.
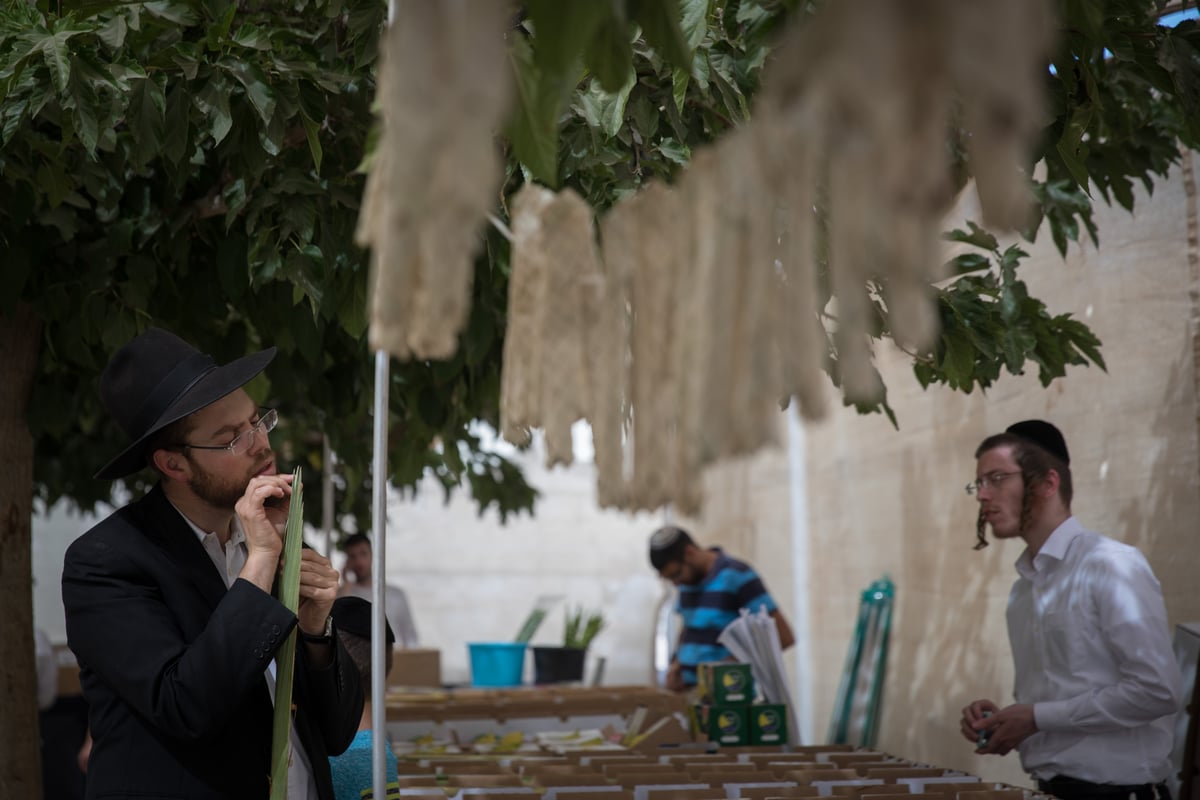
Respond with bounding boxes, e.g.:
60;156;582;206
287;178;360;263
959;420;1182;800
62;327;362;800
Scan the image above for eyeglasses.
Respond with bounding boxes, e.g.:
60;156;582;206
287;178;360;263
177;409;278;456
965;471;1020;496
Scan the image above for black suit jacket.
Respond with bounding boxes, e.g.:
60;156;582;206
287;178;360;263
62;484;363;800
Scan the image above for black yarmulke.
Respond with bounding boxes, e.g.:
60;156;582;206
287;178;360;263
1006;420;1070;465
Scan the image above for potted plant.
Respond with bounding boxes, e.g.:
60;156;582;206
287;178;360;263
532;607;605;684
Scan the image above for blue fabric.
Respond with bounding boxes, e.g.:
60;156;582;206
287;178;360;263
329;729;399;800
675;548;777;686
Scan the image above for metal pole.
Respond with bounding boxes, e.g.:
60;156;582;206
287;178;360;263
322;435;335;555
371;349;389;800
373;0;399;793
786;403;813;745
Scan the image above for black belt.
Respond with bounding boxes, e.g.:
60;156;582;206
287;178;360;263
1038;775;1171;800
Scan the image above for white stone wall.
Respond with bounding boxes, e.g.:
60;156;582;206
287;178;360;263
784;157;1200;787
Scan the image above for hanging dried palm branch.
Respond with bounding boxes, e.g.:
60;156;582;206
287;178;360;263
537;189;602;467
500;184;556;447
359;0;511;360
494;0;1055;516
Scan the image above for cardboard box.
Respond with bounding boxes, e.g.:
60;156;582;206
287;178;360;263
390;647;441;688
749;704;788;746
694;704;750;746
697;663;754;705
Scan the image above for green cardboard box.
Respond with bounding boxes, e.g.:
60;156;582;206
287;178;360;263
698;662;755;705
695;703;751;746
750;703;788;745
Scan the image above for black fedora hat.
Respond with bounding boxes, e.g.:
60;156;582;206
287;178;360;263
95;327;276;480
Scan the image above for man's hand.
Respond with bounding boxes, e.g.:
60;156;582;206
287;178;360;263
235;474;293;592
962;700;1037;755
296;549;340;636
666;660;685;692
295;549;341;668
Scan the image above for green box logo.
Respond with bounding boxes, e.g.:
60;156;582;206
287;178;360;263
722;669;748;694
756;707;782;733
716;709;743;736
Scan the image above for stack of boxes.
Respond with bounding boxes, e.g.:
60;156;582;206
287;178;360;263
692;662;788;747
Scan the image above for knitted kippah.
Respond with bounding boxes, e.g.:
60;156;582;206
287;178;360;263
650;525;684;551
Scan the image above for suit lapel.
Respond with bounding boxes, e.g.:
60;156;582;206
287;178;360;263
134;484;229;610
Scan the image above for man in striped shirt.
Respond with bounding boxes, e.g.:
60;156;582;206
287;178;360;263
650;525;795;690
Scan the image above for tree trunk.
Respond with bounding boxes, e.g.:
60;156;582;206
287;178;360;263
0;303;43;799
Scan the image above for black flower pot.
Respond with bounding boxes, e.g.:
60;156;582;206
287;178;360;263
531;646;587;684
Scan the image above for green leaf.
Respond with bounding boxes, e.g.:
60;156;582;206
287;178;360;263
223;58;276;126
940;329;976;389
259;106;285;156
231;23;269;51
144;1;202;26
338;272;368;340
36;158;71;208
163;85;190;165
579;72;636;139
508;35;565;187
526;0;609;75
300;112;323;174
127;76;166;167
194;78;234;144
948;253;990;274
583;7;634;93
1055;104;1094;192
35;25;81;93
1;97;29;147
678;0;709;50
943;221;999;252
707;50;748;120
67;67;99;154
97;13;127;50
632;0;693;72
671;65;689;113
656;137;690;165
627;90;659;141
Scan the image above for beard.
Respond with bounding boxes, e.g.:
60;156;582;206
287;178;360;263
188;452;273;510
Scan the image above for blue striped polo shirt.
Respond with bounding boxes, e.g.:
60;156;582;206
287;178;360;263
675;548;777;686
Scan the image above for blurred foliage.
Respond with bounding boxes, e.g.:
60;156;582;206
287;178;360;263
1;0;533;533
3;0;1199;534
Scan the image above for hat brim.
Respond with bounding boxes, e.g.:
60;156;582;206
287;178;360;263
94;347;276;480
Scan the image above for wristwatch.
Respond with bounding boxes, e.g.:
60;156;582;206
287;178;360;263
299;615;333;644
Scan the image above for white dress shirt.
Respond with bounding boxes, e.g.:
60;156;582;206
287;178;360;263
1007;516;1183;784
181;509;318;800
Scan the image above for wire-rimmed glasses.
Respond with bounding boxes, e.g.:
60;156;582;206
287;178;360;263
965;470;1020;496
177;408;278;456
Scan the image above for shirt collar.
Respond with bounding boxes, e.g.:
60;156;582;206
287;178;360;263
166;499;245;549
1014;515;1084;579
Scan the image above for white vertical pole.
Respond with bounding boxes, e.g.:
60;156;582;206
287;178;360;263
322;435;335;555
786;404;814;744
372;1;398;794
371;350;390;800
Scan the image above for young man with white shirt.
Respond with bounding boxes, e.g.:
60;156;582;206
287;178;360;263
62;327;362;800
960;420;1183;800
